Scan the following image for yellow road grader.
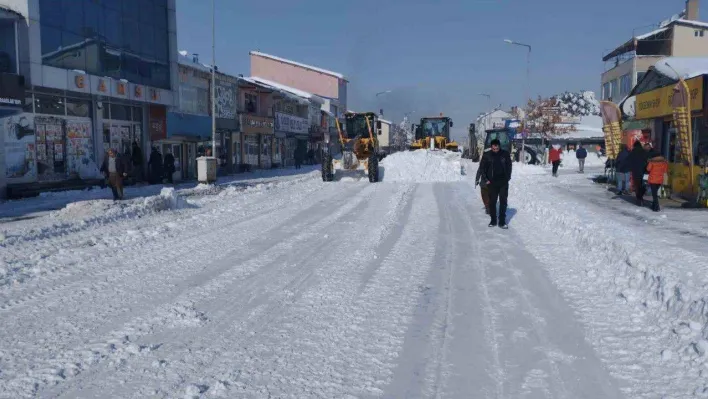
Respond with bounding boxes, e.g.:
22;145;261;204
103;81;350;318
410;114;459;151
321;111;381;182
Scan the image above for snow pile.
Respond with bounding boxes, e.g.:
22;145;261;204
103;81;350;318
381;150;465;182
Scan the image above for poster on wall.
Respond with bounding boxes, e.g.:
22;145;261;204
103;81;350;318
65;120;95;177
2;112;37;179
35;116;67;181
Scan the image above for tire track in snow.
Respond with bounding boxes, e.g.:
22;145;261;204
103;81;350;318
0;183;370;398
166;183;433;398
54;183;419;398
47;183;394;398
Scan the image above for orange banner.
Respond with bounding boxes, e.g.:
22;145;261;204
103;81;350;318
600;101;622;160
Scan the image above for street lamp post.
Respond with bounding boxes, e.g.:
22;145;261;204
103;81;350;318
211;0;217;159
375;90;391;117
504;39;531;164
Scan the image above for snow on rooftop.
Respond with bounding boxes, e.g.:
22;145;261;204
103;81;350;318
675;18;708;29
653;56;708;80
250;51;346;80
636;27;669;40
251;77;325;105
177;50;212;74
557;115;604;140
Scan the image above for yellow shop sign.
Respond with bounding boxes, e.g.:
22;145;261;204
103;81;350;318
636;76;704;119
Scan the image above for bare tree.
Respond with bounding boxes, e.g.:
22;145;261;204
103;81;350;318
523;96;576;138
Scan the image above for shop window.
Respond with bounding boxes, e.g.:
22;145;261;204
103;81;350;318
66;98;92;117
245;93;258;113
133;106;143;123
23;96;33;113
110;103;131;120
619;74;632;97
35;94;65;116
0;19;17;74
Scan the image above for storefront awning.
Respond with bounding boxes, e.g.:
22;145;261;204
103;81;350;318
167;112;211;140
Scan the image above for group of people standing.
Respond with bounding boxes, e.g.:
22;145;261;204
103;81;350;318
99;142;177;201
614;141;668;212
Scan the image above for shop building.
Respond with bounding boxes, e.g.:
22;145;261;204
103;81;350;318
601;0;707;103
251;76;323;167
162;53;211;182
235;77;275;171
249;51;347;143
1;0;178;198
619;57;707;196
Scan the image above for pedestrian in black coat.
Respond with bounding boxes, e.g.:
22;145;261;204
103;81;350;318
625;141;648;205
163;150;176;184
148;147;163;184
479;139;513;228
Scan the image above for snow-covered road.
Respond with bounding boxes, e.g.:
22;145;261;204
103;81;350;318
2;152;708;398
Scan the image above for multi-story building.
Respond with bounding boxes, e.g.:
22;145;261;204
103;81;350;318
601;0;707;103
251;76;324;168
0;0;178;198
249;51;347;143
235;77;275;170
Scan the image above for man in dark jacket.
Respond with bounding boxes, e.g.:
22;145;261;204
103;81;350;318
148;147;163;184
576;144;588;173
100;149;127;200
131;141;143;182
626;141;648;205
614;144;631;194
479;139;513;228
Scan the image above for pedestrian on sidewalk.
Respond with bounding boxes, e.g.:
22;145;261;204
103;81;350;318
626;141;648;206
646;152;668;212
475;148;491;214
148;147;163;184
100;149;127;200
480;139;512;229
131;141;143;182
549;145;562;177
163;149;176;184
576;144;588;173
614;144;631;194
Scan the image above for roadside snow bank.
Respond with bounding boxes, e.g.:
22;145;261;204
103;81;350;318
381;150;465;183
565;150;607;167
509;169;708;397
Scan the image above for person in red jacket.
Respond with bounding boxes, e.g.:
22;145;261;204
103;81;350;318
549;145;562;177
646;153;668;212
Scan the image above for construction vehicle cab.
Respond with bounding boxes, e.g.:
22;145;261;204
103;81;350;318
410;114;459;152
321;111;381;182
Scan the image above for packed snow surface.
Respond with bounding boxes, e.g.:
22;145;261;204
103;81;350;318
1;156;708;398
381;149;465;182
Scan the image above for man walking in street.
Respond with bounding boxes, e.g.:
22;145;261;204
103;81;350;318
576;144;588;173
100;149;127;200
479;139;512;229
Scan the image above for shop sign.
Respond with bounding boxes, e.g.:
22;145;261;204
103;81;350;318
150;88;160;102
241;114;274;135
116;81;128;97
275;112;308;134
97;78;108;93
0;73;24;107
636;76;704;119
134;85;144;100
74;74;86;89
215;79;237;119
149;105;167;141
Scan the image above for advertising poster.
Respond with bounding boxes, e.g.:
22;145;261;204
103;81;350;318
2;112;37;179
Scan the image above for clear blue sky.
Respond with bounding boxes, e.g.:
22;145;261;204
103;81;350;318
177;0;684;139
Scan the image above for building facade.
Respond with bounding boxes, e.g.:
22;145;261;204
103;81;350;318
0;0;178;198
249;51;347;143
236;77;275;171
601;0;707;103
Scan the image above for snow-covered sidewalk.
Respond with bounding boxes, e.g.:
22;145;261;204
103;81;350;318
0;166;318;223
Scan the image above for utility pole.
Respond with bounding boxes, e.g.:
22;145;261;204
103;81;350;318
211;0;217;158
504;39;531;163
